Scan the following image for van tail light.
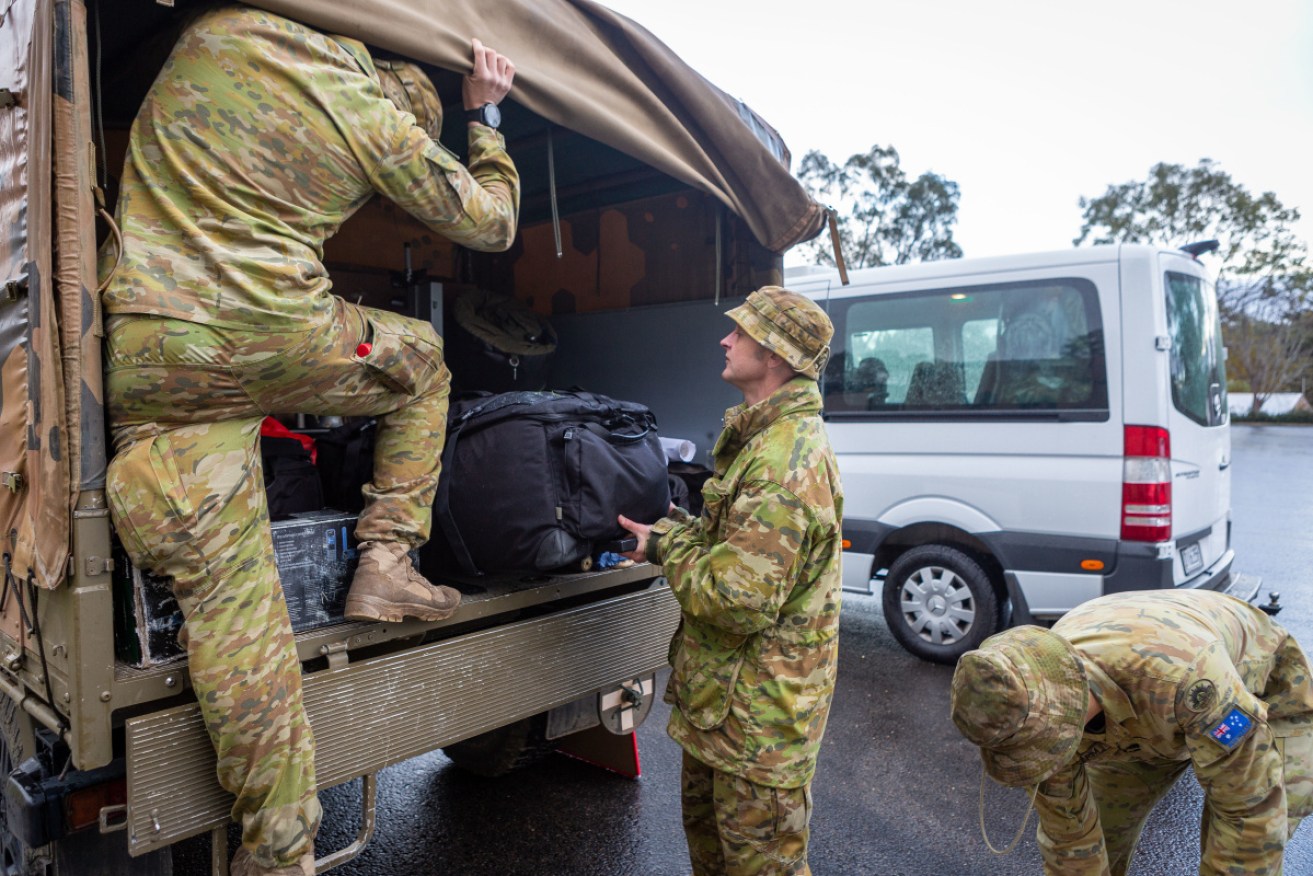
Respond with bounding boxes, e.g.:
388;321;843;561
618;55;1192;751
1122;425;1171;542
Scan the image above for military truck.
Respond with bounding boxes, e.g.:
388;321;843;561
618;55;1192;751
0;1;825;872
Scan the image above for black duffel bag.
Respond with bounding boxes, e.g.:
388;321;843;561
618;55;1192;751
433;390;670;576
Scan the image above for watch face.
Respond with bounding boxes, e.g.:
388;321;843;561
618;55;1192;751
482;103;502;128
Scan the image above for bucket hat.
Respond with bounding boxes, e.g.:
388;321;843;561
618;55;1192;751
726;286;833;380
950;625;1088;787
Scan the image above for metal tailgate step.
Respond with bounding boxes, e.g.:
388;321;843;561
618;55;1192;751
125;584;679;856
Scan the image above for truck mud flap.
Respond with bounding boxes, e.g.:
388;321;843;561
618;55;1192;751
123;583;679;856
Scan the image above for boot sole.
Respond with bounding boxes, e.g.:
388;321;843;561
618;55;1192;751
343;594;460;624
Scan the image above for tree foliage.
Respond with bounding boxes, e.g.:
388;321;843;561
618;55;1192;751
798;144;962;269
1075;159;1313;318
1076;159;1313;403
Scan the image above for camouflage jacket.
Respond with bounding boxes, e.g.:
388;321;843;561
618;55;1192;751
103;6;519;331
1035;590;1313;876
647;378;843;788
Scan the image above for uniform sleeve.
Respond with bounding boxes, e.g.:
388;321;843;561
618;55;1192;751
651;480;811;637
1179;649;1287;876
318;56;519;251
1034;764;1112;876
365;124;520;252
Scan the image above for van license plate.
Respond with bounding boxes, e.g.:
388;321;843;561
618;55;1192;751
1181;541;1204;576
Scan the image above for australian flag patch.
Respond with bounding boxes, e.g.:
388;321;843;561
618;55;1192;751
1207;708;1255;749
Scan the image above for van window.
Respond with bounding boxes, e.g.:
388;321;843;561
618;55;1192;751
822;278;1108;420
1165;271;1227;427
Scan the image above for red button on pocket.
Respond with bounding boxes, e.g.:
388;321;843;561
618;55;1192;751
355;342;372;358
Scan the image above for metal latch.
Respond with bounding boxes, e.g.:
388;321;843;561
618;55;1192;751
1154;335;1172;351
2;277;26;301
0;89;15;109
99;804;128;834
1;473;23;492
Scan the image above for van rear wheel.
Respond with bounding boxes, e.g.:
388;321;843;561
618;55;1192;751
882;545;999;664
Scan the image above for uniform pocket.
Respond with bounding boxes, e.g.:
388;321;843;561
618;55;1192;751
1276;733;1313;826
721;778;810;867
699;478;732;533
358;311;444;396
106;432;198;569
671;625;749;730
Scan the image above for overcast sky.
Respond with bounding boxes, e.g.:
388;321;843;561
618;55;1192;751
601;0;1313;264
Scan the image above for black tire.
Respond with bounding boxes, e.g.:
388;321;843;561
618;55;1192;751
441;714;555;778
882;544;1000;665
0;697;37;876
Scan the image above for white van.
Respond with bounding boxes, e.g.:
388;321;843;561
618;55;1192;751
787;243;1259;663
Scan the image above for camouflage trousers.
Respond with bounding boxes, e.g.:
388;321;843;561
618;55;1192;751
104;298;450;868
1077;726;1313;876
681;752;812;876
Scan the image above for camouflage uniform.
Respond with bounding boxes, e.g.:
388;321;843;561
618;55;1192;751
101;6;518;868
952;590;1313;876
645;288;844;876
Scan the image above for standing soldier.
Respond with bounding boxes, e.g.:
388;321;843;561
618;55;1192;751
951;589;1313;876
619;287;844;876
100;6;519;874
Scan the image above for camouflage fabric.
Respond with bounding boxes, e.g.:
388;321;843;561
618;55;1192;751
374;59;444;141
102;5;519;332
648;377;844;789
681;752;812;876
950;625;1091;787
959;590;1313;876
724;287;833;380
99;6;518;866
104;299;451;866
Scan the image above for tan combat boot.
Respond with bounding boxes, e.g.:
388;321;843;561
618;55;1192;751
230;846;315;876
343;541;461;623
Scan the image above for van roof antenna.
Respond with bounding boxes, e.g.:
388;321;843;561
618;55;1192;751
1180;239;1220;258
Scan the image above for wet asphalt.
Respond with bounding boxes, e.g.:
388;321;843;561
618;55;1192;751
174;424;1313;875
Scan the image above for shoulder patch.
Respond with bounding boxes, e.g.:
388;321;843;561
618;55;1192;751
1186;679;1217;713
1206;707;1255;750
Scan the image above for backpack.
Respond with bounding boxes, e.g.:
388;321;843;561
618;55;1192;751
432;390;669;575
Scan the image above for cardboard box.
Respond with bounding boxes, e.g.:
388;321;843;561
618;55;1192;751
114;511;362;667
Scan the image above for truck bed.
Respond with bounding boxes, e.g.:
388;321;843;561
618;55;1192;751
121;564;679;855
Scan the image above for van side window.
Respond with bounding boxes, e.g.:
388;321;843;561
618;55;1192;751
822;278;1108;419
1165;271;1228;427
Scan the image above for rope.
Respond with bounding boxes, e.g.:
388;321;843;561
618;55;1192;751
978;765;1038;856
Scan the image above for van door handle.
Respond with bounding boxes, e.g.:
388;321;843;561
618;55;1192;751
1219;459;1231;471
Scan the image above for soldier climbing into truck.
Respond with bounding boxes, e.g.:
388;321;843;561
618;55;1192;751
99;6;519;873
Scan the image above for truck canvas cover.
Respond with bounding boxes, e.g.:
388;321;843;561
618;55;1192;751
253;0;826;253
1;0;70;592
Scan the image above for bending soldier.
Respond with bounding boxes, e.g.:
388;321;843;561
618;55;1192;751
951;589;1313;876
100;6;519;874
619;287;844;876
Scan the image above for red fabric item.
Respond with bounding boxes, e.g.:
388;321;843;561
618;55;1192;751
260;417;317;464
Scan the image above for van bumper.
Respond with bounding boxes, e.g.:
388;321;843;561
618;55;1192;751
999;542;1257;622
1102;545;1246;597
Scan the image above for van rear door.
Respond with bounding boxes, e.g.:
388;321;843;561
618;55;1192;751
1160;259;1231;585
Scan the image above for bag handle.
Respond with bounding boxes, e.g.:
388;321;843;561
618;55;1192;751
601;413;652;442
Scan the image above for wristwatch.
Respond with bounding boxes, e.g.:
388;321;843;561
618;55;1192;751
465;102;501;129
